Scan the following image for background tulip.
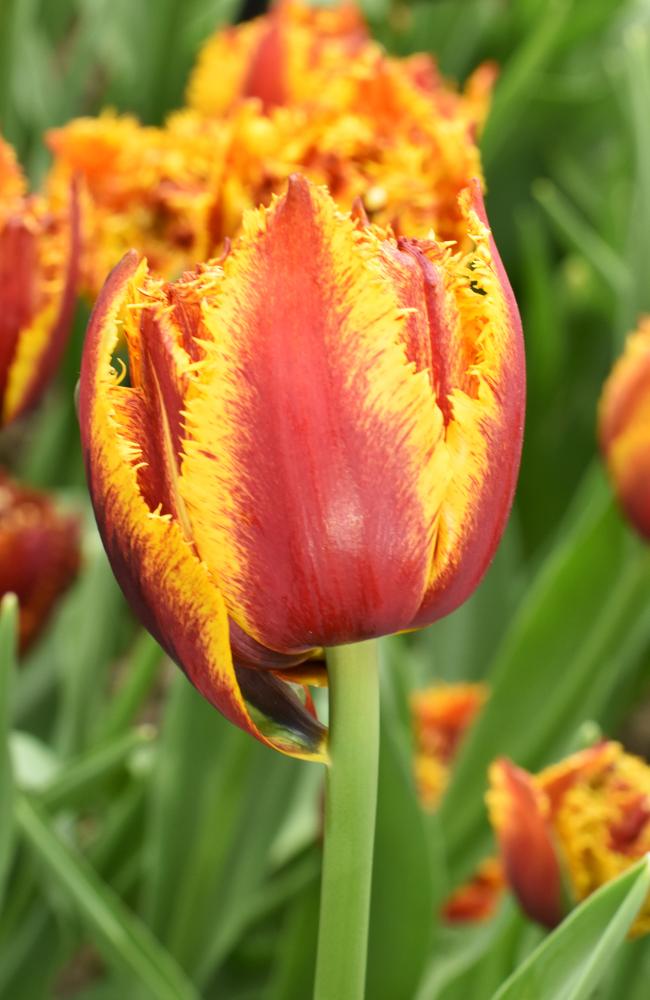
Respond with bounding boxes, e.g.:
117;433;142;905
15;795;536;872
79;173;524;759
599;317;650;539
47;0;489;298
488;743;650;936
0;136;79;426
0;469;80;652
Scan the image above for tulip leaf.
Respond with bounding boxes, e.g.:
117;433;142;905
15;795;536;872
0;594;18;905
14;794;199;1000
492;857;650;1000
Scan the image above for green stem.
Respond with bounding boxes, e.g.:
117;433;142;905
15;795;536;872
314;639;380;1000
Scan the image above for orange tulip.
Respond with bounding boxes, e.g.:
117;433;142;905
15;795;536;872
0;136;79;425
79;174;524;758
412;682;488;810
0;470;80;652
599;317;650;539
488;743;650;935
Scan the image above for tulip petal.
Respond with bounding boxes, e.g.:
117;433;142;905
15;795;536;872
181;174;448;652
488;758;563;928
79;252;326;761
405;181;525;627
1;179;80;424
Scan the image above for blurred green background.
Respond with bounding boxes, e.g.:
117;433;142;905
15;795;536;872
2;0;650;997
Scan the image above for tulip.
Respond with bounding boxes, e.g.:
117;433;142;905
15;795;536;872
0;470;80;652
187;0;369;115
442;857;504;924
599;317;650;539
412;682;488;810
0;135;79;425
79;173;524;760
411;682;504;923
488;743;650;935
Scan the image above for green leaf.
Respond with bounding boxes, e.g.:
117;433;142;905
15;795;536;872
0;594;18;904
14;794;198;1000
492;857;650;1000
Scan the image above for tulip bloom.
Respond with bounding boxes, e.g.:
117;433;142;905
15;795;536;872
0;136;79;425
488;743;650;935
599;317;650;539
0;470;80;652
411;682;504;923
79;174;524;758
187;0;370;115
412;682;488;810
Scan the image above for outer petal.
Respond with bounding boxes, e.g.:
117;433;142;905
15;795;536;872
0;179;80;424
402;181;525;628
487;758;563;928
181;175;447;652
79;252;326;761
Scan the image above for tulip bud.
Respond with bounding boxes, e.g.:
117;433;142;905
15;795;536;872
79;174;524;758
0;470;81;652
0;135;79;426
599;317;650;539
488;743;650;936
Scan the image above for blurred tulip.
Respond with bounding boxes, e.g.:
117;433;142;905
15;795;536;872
48;0;491;297
412;682;488;810
488;742;650;935
79;174;524;758
412;683;504;922
442;857;504;924
0;470;80;652
599;317;650;539
187;0;370;115
0;135;79;425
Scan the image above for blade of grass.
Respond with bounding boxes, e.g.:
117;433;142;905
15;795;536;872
533;178;632;299
14;794;199;1000
492;857;650;1000
0;594;19;904
36;725;155;812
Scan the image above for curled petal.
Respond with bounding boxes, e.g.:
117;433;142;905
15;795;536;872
401;181;525;628
487;758;563;928
79;252;326;761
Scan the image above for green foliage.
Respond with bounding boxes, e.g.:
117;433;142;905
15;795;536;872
2;0;650;996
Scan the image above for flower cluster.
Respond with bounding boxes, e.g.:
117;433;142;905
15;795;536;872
47;0;494;296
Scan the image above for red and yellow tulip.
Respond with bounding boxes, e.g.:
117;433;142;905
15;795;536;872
599;317;650;539
0;470;80;652
79;173;524;758
488;743;650;935
0;136;79;425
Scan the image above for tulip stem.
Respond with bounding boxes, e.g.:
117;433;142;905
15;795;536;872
314;639;380;1000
